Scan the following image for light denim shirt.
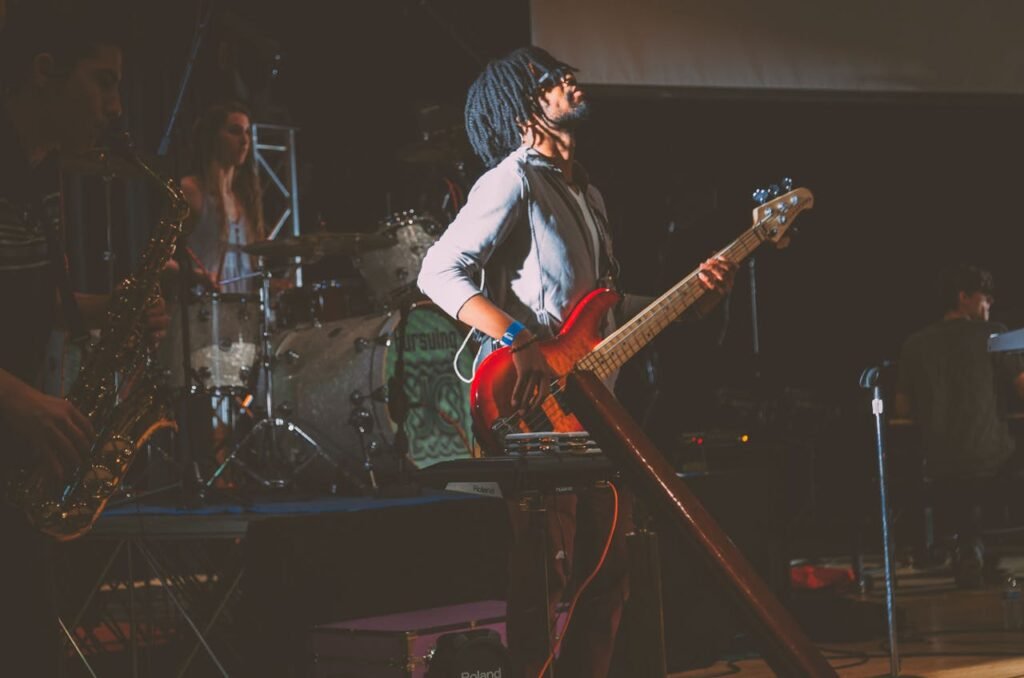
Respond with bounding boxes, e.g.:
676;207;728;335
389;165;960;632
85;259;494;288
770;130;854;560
418;146;617;343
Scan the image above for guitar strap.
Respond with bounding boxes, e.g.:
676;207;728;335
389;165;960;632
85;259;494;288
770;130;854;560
565;160;620;291
590;204;620;291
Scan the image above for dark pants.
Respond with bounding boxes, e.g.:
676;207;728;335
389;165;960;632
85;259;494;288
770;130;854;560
0;504;59;676
505;485;633;678
907;457;1024;560
927;473;1014;541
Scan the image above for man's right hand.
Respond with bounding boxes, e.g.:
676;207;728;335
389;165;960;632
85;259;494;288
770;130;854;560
0;381;92;481
510;335;554;415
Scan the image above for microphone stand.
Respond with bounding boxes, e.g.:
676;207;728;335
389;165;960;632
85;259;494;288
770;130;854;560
859;363;900;677
380;305;419;498
173;246;205;506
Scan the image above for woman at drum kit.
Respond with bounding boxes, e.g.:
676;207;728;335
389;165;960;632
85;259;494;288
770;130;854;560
161;101;272;486
162;102;479;492
179;100;265;293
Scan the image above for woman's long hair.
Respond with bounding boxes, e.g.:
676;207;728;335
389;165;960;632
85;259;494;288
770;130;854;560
191;101;265;246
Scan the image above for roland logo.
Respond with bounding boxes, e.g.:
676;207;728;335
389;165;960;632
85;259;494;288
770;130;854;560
460;669;501;678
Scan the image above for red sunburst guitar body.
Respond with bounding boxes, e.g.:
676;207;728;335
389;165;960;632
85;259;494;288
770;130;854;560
470;288;621;455
468;186;814;456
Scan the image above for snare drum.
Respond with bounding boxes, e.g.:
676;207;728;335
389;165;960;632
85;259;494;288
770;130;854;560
352;211;441;306
272;302;475;475
158;292;261;392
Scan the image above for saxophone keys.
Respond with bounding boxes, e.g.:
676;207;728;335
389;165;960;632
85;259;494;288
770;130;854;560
80;465;116;497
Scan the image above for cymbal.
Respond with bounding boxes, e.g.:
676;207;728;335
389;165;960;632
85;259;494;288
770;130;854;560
242;232;395;258
60;148;143;177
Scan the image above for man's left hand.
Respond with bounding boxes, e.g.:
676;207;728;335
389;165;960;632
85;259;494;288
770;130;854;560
697;256;738;296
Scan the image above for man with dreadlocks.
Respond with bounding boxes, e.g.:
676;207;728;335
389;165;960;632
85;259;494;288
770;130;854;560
419;46;736;676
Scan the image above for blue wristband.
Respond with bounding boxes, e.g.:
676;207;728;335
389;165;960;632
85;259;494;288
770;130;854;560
500;320;527;347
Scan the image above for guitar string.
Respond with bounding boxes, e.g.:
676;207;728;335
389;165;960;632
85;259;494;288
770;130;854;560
582;227;762;375
499;200;803;439
508;222;765;435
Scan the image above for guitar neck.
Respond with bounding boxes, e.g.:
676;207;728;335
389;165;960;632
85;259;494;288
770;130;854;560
579;225;766;378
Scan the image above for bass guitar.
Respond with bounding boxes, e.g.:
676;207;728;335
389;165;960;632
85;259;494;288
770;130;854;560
471;186;814;454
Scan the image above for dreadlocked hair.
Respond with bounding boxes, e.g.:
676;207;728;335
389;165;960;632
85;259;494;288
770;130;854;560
464;46;577;168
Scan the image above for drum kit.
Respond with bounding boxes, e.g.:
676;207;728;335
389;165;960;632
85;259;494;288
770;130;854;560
157;210;476;497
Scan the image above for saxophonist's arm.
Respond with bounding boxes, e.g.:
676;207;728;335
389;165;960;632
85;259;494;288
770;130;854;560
53;291;171;344
0;369;91;479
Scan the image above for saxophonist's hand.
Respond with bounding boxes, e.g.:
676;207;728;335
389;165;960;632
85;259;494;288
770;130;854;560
144;295;170;346
0;378;92;481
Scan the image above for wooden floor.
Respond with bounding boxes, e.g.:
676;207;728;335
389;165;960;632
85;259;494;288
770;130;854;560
671;554;1024;678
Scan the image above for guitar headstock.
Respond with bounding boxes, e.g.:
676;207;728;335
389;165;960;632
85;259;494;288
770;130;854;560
751;178;814;248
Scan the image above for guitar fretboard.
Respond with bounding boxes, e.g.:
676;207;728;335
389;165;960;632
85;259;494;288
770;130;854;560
577;222;769;379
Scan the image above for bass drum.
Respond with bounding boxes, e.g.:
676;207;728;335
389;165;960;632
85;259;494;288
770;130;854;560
272;303;476;475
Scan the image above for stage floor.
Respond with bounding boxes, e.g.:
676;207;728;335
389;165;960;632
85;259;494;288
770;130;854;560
673;554;1024;677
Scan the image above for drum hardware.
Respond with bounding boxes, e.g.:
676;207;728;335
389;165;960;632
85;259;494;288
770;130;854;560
274;277;371;329
352;210;443;309
386;305;419;494
271;302;476;485
204;262;372;494
241;231;394;260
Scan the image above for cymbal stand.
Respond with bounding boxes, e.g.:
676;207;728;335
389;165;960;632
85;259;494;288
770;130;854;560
205;262;369;494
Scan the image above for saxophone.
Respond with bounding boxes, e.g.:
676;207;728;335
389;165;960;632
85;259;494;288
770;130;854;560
8;135;191;541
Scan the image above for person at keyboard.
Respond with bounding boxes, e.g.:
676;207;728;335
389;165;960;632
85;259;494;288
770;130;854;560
894;264;1024;586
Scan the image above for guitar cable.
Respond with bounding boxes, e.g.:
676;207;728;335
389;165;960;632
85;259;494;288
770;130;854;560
453;269;485;384
536;480;620;678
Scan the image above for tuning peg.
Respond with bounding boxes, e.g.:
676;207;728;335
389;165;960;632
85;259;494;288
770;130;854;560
752;188;770;204
769;184;781;198
781;177;793;192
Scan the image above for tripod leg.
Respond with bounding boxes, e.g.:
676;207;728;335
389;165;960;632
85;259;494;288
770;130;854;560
206;418;276;489
287;420;372;494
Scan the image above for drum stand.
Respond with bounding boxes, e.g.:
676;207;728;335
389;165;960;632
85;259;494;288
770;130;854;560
111;247;207;508
205;263;374;495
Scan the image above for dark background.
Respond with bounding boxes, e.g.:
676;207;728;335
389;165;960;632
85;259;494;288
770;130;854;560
72;0;1024;530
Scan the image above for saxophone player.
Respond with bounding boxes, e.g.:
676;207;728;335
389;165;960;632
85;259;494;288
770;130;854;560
0;1;168;670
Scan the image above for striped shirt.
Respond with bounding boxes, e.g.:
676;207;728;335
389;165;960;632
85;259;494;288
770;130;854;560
0;105;58;384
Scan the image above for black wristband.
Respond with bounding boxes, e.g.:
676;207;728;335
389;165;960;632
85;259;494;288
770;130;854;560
510;336;540;354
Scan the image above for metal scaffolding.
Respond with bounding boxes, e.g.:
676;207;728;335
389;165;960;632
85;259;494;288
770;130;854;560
251;124;303;286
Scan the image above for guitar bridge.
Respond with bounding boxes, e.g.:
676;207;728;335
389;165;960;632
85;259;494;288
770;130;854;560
491;404;558;446
503;431;601;456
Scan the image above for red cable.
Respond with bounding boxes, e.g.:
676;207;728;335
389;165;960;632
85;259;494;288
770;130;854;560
537;481;619;678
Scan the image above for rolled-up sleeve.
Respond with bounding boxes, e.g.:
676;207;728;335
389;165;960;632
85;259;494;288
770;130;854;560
417;161;525;319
